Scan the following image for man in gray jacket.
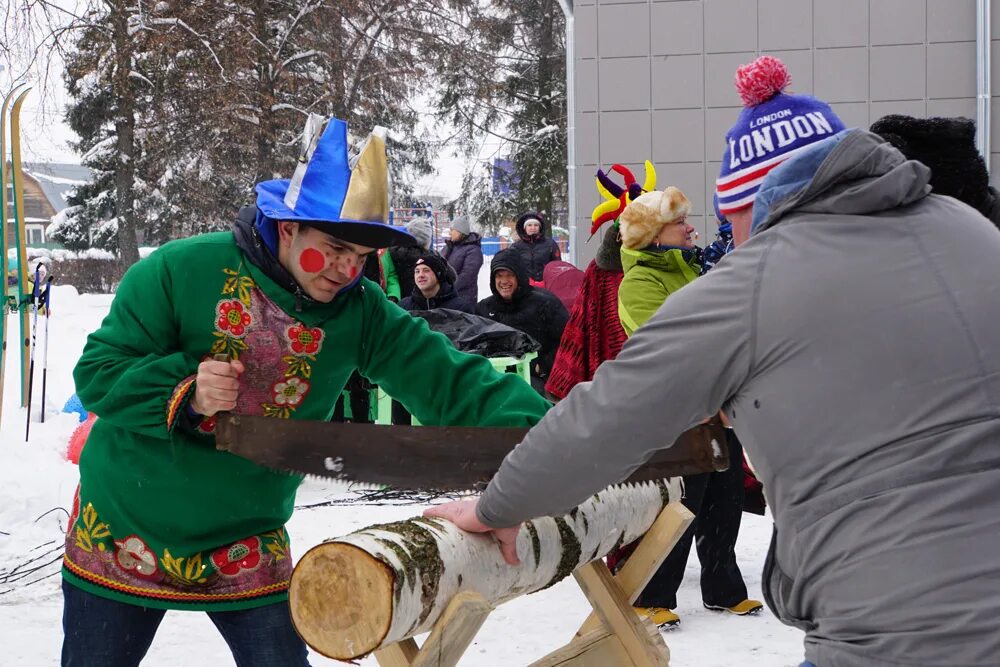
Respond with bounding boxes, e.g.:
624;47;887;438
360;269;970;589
429;114;1000;667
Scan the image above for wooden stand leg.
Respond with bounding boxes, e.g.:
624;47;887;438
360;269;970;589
374;591;491;667
572;561;668;667
577;501;694;637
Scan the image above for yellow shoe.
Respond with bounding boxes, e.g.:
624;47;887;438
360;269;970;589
704;599;763;616
635;606;680;628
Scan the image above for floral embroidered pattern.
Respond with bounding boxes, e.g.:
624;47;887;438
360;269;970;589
212;538;262;577
210;264;320;420
162;548;212;586
262;529;290;563
222;267;256;305
210;266;256;360
217;300;252;337
272;377;310;406
74;503;111;554
287;324;323;356
115;535;159;580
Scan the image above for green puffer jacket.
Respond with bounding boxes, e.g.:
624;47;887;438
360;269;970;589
617;247;701;336
64;231;550;611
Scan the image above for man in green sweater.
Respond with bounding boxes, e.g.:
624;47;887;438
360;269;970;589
61;117;550;666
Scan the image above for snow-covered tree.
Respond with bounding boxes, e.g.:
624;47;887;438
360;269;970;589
435;0;568;230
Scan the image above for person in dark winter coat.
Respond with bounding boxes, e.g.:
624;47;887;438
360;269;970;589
400;254;475;313
871;114;1000;229
509;211;562;283
476;249;569;393
389;217;455;300
441;215;484;303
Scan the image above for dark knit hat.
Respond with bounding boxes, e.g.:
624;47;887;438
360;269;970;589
716;56;846;216
870;115;992;214
414;253;452;285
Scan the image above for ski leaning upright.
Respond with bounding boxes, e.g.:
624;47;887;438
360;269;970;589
0;83;31;425
8;86;32;409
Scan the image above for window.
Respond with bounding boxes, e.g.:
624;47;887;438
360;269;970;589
26;225;44;245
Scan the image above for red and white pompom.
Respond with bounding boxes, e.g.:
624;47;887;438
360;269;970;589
734;56;791;107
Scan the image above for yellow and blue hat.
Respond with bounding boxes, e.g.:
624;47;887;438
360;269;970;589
254;115;415;248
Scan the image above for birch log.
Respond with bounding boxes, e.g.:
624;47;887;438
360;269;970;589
290;478;682;660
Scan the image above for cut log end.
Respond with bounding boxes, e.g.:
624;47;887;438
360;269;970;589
290;541;395;659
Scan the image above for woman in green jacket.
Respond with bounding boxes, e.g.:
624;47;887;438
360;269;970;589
616;186;761;629
616;187;702;336
61;117;549;666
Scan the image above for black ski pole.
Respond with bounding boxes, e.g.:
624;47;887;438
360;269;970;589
25;262;41;442
40;275;53;424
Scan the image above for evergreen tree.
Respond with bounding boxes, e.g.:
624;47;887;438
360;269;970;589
52;0;458;262
436;0;567;233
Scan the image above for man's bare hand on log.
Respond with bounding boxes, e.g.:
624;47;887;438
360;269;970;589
424;500;522;566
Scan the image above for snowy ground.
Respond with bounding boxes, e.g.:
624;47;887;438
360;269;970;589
0;271;805;666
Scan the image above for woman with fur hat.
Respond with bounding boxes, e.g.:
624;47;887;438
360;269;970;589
616;185;761;628
616;187;701;335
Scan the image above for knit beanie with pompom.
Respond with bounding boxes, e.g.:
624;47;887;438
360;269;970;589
716;55;846;217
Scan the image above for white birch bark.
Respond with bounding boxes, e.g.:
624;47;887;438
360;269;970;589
291;478;682;659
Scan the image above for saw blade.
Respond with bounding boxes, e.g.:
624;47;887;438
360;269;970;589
215;414;729;491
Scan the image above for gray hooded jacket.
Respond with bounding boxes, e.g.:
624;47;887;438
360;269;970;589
478;130;1000;667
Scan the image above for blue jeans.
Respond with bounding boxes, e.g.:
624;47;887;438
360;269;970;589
61;579;310;666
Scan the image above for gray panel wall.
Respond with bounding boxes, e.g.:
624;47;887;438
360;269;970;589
572;0;993;266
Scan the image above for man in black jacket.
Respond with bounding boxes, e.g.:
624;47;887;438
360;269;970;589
476;249;568;393
400;254;474;313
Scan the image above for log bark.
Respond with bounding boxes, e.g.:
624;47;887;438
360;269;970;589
290;479;682;660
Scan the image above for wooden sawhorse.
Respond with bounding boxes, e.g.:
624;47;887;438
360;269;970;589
373;501;695;667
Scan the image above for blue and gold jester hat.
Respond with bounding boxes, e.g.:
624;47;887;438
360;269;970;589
590;160;656;238
254;114;416;248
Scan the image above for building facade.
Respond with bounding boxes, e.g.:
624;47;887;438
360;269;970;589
571;0;998;265
3;162;90;249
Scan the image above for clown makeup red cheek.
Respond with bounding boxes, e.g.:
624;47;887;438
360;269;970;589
299;248;326;273
350;266;358;279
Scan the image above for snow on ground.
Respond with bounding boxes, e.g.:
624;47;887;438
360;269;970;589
0;273;805;666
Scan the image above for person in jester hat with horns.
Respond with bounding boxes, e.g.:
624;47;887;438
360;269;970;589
543;161;644;401
62;115;550;666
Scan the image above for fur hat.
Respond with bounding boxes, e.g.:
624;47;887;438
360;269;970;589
870;115;992;214
450;215;471;236
618;188;691;250
716;56;845;216
405;217;433;250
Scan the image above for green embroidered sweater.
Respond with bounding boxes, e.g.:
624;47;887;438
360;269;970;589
617;247;701;336
64;231;550;611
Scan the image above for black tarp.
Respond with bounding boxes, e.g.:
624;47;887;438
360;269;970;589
409;308;540;358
